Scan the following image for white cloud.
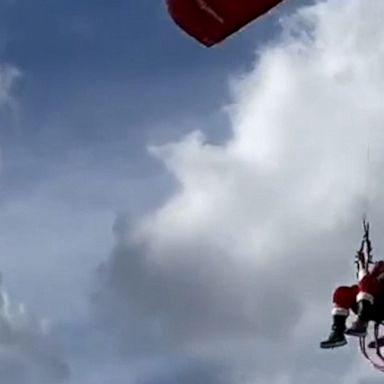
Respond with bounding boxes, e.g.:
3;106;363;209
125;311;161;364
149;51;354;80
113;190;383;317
0;63;21;172
0;64;20;108
0;274;69;384
96;0;384;382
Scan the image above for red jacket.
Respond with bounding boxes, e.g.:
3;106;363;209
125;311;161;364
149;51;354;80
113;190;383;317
371;261;384;281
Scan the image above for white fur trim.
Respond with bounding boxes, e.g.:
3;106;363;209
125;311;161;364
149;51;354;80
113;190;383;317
358;269;368;282
332;307;349;317
357;292;374;304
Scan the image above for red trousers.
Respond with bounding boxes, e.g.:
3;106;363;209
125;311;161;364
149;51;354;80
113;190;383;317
332;274;382;316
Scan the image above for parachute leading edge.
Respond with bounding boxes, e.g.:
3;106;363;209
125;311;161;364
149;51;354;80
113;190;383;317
166;0;285;47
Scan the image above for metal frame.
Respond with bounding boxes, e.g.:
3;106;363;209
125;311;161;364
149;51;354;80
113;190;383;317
359;323;384;372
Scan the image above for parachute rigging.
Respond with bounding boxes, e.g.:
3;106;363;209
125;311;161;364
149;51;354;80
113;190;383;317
355;219;373;278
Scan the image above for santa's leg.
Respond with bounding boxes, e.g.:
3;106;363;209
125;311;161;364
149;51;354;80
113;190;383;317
320;285;358;349
345;274;380;337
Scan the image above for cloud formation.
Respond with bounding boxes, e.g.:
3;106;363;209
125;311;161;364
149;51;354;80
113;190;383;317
0;64;20;108
95;0;384;383
0;274;69;384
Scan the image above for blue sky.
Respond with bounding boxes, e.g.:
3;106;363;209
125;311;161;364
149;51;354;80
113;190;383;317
0;0;291;300
2;1;384;383
0;2;297;382
0;0;290;205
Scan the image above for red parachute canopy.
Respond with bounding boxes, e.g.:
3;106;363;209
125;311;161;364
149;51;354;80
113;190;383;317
166;0;285;47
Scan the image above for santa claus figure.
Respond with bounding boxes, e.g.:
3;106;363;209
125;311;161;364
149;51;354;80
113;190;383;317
321;260;384;349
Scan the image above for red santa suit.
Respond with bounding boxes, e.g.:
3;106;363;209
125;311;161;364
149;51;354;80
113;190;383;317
332;261;384;318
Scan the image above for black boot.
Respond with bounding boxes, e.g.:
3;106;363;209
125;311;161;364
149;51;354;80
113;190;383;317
345;300;372;337
320;315;347;349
